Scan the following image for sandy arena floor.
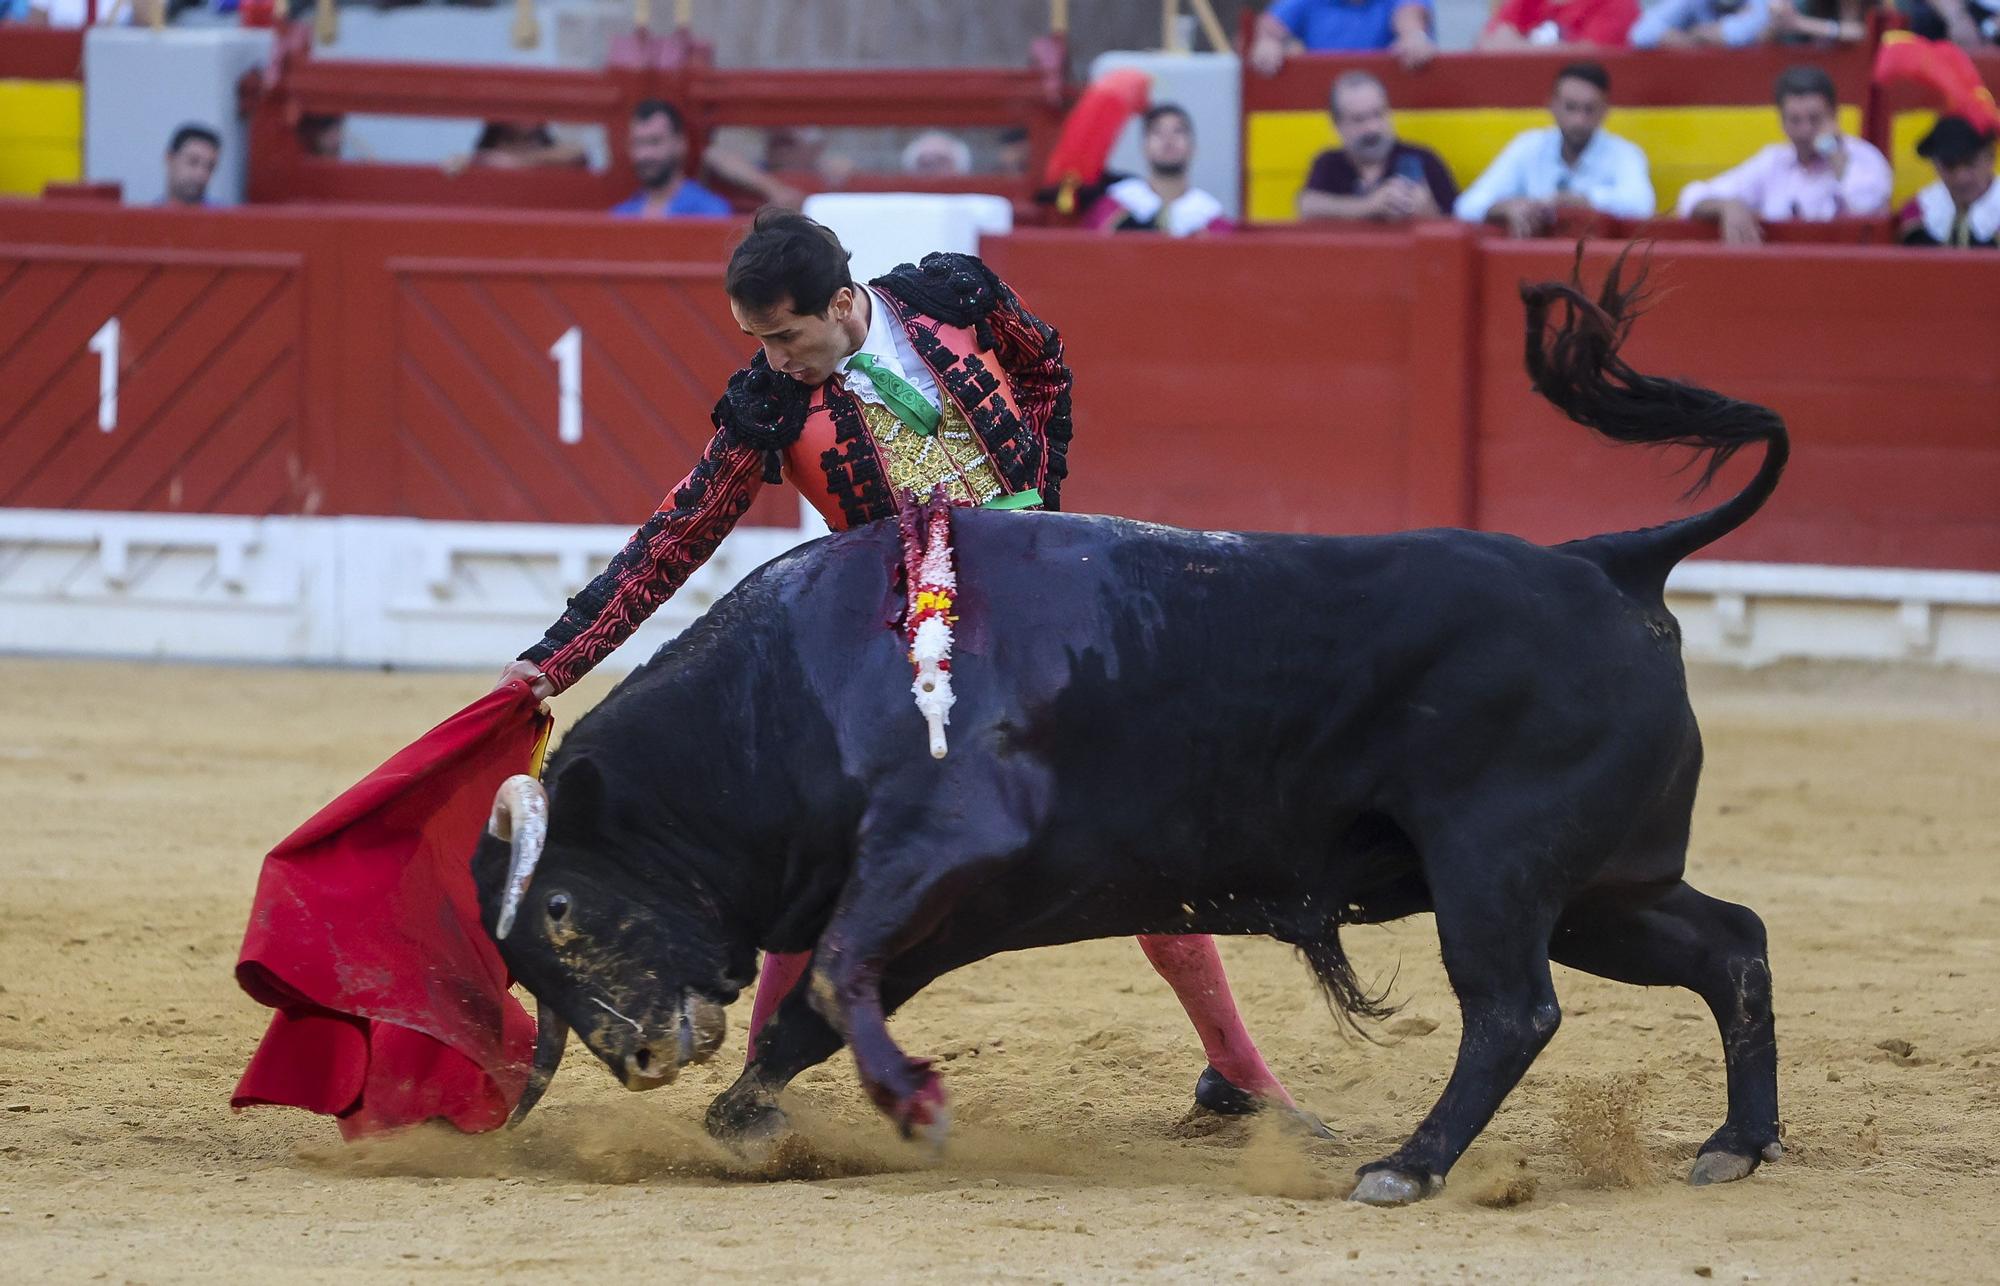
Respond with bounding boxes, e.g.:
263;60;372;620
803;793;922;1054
1;657;1996;1283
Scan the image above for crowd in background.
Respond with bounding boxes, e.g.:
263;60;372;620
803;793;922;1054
21;0;1998;249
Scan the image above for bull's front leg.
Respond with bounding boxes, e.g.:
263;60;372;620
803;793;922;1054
807;854;1012;1145
705;959;843;1145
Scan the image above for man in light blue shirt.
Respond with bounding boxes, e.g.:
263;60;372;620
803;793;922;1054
1628;0;1772;47
1454;62;1655;237
610;100;733;219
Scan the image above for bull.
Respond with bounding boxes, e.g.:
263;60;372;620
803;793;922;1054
472;258;1787;1205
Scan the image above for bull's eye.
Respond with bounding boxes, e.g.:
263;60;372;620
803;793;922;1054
546;892;571;923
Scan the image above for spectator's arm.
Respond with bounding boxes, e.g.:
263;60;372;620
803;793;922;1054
1715;0;1772;44
1477;0;1532;46
1593;145;1656;218
1453;137;1531;223
1390;2;1438;69
1628;0;1697;48
1250;3;1307;75
1425;152;1462;211
1299;188;1387;220
700;146;803;209
1837;141;1894;215
1925;0;1987;43
1675;150;1768;217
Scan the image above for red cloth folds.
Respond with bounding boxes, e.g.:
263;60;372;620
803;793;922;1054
232;682;552;1138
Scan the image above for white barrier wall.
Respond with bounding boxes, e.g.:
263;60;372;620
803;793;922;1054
3;509;1997;673
0;509;819;672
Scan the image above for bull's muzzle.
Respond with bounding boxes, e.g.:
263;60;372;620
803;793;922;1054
617;995;728;1092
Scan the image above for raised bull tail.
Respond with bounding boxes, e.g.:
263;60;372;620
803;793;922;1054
1521;246;1790;596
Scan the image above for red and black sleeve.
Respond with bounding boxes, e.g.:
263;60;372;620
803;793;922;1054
983;276;1075;510
518;427;765;693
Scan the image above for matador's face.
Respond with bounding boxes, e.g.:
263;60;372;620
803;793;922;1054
731;287;861;388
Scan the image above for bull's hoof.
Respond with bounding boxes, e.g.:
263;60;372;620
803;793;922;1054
889;1070;952;1152
1192;1066;1336;1142
1688;1146;1768;1187
1348;1167;1443;1207
704;1091;791;1147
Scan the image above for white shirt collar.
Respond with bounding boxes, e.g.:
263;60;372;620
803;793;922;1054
1917;177;2000;243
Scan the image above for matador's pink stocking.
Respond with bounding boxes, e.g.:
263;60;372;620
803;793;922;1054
743;950;813;1063
1138;933;1293;1106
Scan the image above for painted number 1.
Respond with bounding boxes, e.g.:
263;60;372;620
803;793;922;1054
89;316;120;433
549;325;582;444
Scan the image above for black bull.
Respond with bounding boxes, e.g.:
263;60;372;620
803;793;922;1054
473;260;1789;1205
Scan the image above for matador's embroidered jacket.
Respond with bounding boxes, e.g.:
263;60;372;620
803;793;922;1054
519;252;1073;693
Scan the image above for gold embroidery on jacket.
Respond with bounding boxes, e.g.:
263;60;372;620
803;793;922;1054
859;396;1006;505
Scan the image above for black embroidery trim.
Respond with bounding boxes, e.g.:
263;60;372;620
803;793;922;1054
714;351;811;453
817;391;894;529
905;326;1042;500
872;253;998;329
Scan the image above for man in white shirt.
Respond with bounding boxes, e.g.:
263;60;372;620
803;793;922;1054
1084;104;1231;237
1454;62;1655;237
1676;66;1893;245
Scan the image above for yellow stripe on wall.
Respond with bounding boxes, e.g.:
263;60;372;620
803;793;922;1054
0;80;83;197
1248;106;1862;223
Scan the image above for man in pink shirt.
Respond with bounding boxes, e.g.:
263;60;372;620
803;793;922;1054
1676;66;1892;245
1478;0;1640;48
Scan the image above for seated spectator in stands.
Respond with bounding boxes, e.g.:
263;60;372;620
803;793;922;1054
1084;105;1231;236
1454;63;1654;236
1764;0;1869;42
1675;66;1891;244
298;113;345;160
902;131;973;177
1629;0;1772;47
612;100;732;218
1898;115;2000;247
1477;0;1640;48
1298;71;1458;221
996;127;1032;178
762;125;854;194
162;123;219;208
464;121;587;170
1897;0;1997;43
1249;0;1438;73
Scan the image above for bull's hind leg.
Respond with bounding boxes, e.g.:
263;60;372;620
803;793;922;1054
1351;873;1564;1206
1550;881;1781;1185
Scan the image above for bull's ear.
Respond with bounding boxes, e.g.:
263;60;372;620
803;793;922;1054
548;755;604;839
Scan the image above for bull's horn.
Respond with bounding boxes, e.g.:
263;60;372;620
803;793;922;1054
488;774;548;940
508;1000;567;1127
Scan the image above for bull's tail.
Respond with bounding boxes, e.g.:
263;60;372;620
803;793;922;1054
1299;930;1399;1037
1521;246;1789;597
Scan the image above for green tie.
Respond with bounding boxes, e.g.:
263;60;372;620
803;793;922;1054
846;352;942;437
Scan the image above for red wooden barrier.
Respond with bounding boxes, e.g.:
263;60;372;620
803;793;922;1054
4;205;1996;572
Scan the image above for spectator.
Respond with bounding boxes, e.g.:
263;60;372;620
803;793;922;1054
1298;71;1458;221
1897;115;2000;247
1630;0;1773;47
1764;0;1869;42
162;123;219;208
1675;66;1891;243
298;113;345;160
1083;105;1230;236
1454;63;1655;236
612;100;732;218
463;120;587;170
996;126;1032;178
1897;0;1997;42
901;131;973;177
1477;0;1641;48
1249;0;1438;72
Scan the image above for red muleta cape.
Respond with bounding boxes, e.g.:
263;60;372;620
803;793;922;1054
232;681;551;1138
